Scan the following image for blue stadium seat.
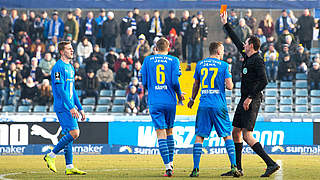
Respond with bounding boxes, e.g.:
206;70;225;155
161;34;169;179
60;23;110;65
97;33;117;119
33;105;47;113
311;90;320;97
266;82;277;89
265;89;277;97
295;105;308;113
280;98;293;105
83;98;95;105
295;89;308;97
295;81;308;89
280;81;293;88
18;105;31;112
295;97;308;105
226;97;232;105
98;97;112;105
280;89;293;97
95;105;109;113
310;48;320;54
100;90;113;97
265;97;277;105
83;105;94;112
225;90;232;97
235;82;241;88
279;105;293;113
311;98;320;105
114;90;126;97
235;89;241;97
113;97;126;105
2;105;15;112
295;73;307;80
264;105;277;113
311;106;320;113
234;97;241;104
111;105;125;113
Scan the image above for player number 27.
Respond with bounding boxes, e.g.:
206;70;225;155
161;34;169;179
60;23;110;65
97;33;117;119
156;64;165;84
201;68;218;88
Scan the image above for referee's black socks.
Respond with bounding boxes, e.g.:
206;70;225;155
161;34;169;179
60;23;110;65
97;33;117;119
251;142;275;166
235;142;243;171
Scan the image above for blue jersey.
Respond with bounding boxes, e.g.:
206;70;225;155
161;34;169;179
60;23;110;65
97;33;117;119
141;54;182;106
51;59;82;112
194;58;232;108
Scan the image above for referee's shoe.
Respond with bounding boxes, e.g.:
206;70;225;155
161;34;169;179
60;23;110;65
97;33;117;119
261;164;280;177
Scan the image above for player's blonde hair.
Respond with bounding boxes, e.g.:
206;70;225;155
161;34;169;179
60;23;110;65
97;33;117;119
58;41;71;55
156;38;170;52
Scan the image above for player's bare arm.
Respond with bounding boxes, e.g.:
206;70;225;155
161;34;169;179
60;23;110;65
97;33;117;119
188;79;200;109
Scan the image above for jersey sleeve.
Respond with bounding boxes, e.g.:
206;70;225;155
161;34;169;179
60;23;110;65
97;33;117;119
172;57;182;97
52;65;64;84
193;62;200;80
224;64;232;79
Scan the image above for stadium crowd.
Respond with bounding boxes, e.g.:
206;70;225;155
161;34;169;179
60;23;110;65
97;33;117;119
0;7;319;114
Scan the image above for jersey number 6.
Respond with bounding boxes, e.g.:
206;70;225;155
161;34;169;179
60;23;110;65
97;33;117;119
156;64;165;84
201;67;218;89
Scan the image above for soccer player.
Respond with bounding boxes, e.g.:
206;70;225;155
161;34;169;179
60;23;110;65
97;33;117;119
43;41;87;175
187;41;241;177
220;12;280;177
141;38;185;177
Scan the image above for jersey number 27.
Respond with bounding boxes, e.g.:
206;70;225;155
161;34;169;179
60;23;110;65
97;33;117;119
201;67;218;89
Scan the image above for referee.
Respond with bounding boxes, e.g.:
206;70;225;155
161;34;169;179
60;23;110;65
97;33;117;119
220;12;280;177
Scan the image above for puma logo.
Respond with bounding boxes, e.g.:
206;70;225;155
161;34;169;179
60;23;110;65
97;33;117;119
31;125;62;145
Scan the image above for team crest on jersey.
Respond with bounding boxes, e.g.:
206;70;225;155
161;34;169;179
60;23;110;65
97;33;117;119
243;68;248;74
55;72;61;80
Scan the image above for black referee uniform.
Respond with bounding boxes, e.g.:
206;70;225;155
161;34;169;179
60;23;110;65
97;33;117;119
224;23;268;131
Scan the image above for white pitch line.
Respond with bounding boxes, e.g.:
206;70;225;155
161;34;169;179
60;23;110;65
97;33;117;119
275;160;283;180
0;172;22;180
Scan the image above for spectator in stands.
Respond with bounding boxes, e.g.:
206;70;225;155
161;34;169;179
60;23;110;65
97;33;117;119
39;52;56;80
96;62;113;90
0;43;15;68
73;61;85;89
105;48;118;72
223;36;238;62
296;9;315;51
30;38;46;56
276;33;297;54
234;18;252;43
127;76;144;99
309;62;320;90
13;13;29;38
0;59;5;101
115;61;131;89
120;11;136;36
279;44;290;61
125;85;140;115
64;11;79;43
82;69;99;104
275;9;295;36
29;15;44;42
180;10;190;62
140;90;148;114
0;8;12;45
186;15;201;71
77;36;93;67
47;44;58;59
37;78;52;105
264;44;279;82
95;9;107;47
166;28;181;58
74;8;84;42
120;27;137;57
85;44;104;73
133;8;143;24
23;57;43;84
136;13;151;46
197;11;208;60
278;54;296;81
164;10;180;36
132;61;142;83
2;34;16;52
277;29;295;48
19;76;38;105
244;9;256;32
10;9;19;34
41;11;49;42
17;34;32;55
256;28;266;45
149;10;163;42
133;34;150;64
114;52;133;72
28;10;36;29
150;37;160;55
102;11;118;51
227;9;239;29
232;56;243;82
292;45;309;73
16;47;30;67
287;9;298;38
46;11;64;41
32;44;44;62
258;13;274;38
4;62;22;105
81;11;97;45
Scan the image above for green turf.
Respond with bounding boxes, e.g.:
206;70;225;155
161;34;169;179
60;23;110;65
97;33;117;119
0;154;319;179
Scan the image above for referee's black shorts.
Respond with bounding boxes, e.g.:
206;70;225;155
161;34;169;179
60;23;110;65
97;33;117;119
232;95;262;131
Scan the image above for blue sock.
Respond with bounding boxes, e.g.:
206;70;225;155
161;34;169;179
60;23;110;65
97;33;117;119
167;135;174;163
193;143;202;169
225;139;236;166
158;139;170;165
52;133;74;154
64;141;73;165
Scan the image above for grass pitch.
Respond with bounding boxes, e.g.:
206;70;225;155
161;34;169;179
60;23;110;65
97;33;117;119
0;154;319;179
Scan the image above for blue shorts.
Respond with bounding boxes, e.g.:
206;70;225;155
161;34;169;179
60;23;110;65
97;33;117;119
56;111;79;135
195;106;231;138
149;104;176;130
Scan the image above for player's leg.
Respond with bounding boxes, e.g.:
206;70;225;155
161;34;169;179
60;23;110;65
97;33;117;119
233;127;244;172
243;129;279;177
165;105;176;170
190;136;203;177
